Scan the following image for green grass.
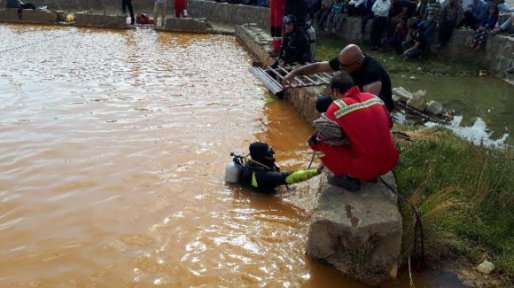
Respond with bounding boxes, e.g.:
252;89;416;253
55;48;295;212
394;126;514;274
315;34;475;76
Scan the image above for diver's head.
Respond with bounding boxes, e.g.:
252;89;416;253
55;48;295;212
249;141;275;167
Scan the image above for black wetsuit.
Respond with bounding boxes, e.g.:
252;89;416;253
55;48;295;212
240;162;291;193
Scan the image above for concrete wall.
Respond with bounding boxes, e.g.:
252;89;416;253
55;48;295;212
188;0;269;31
331;16;514;79
0;0;270;30
1;0;512;78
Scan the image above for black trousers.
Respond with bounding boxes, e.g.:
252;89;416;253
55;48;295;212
122;0;135;24
438;20;455;47
370;16;388;47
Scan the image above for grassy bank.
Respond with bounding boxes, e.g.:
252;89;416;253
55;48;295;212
315;34;475;76
315;32;513;279
394;125;514;278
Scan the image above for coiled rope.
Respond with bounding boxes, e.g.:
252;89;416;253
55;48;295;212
312;113;349;146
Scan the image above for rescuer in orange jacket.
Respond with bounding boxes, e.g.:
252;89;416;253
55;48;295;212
308;72;399;192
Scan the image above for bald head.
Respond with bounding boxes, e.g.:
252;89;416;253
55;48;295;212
337;44;365;73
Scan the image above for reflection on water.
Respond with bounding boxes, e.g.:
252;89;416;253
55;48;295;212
392;74;514;145
426;116;509;147
0;24;466;287
0;24;352;287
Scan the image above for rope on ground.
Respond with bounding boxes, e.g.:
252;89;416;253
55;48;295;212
379;171;426;269
408;256;416;288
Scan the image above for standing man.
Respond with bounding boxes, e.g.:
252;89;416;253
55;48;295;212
154;0;167;27
270;0;287;53
370;0;391;50
174;0;187;18
282;44;395;112
122;0;135;25
308;72;399;192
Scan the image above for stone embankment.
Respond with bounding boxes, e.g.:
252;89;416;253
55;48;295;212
236;23;403;286
0;7;218;33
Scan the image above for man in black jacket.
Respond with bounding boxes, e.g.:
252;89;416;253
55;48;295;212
271;15;312;69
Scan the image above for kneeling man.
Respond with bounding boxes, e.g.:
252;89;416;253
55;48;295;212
309;72;399;192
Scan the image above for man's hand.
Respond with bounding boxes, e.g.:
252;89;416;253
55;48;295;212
308;132;319;145
316;163;325;174
282;71;295;87
278;59;285;67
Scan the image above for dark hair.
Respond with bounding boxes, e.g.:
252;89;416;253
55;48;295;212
329;72;354;95
407;17;419;29
488;4;498;14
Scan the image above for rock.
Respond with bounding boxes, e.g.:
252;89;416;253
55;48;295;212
477;260;495;274
306;172;402;286
426;101;444;116
406;91;427;111
392;87;413;103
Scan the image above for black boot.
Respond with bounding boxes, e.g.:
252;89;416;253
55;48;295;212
327;175;361;192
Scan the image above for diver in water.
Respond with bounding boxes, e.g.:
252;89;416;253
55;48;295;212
226;141;323;193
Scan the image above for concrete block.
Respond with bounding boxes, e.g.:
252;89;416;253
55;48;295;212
0;8;57;24
306;172;402;286
74;12;127;29
163;17;210;33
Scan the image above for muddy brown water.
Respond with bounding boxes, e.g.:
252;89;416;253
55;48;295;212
0;24;465;287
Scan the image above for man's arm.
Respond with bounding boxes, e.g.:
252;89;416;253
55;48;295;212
282;61;334;87
362;81;382;96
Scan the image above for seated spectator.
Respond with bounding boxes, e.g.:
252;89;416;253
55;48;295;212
6;0;35;19
490;3;513;34
389;18;408;54
370;0;391;50
438;0;464;48
326;0;346;32
6;0;35;9
271;15;312;69
306;0;322;20
416;0;428;18
462;0;488;29
421;0;442;41
388;0;417;36
402;18;428;58
359;0;376;39
315;2;333;29
308;72;399;192
470;4;498;50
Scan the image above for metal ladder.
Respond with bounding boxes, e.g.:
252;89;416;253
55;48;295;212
249;65;335;96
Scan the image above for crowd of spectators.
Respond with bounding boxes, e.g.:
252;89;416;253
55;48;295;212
313;0;513;55
214;0;513;56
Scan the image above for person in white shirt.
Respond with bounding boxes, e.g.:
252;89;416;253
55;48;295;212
370;0;391;50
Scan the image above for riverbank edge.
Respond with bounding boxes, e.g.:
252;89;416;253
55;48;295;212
235;23;514;287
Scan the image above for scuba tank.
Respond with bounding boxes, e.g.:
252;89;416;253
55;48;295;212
305;20;317;61
224;153;245;184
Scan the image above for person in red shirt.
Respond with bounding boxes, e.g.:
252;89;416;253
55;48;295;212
308;72;399;192
174;0;186;18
